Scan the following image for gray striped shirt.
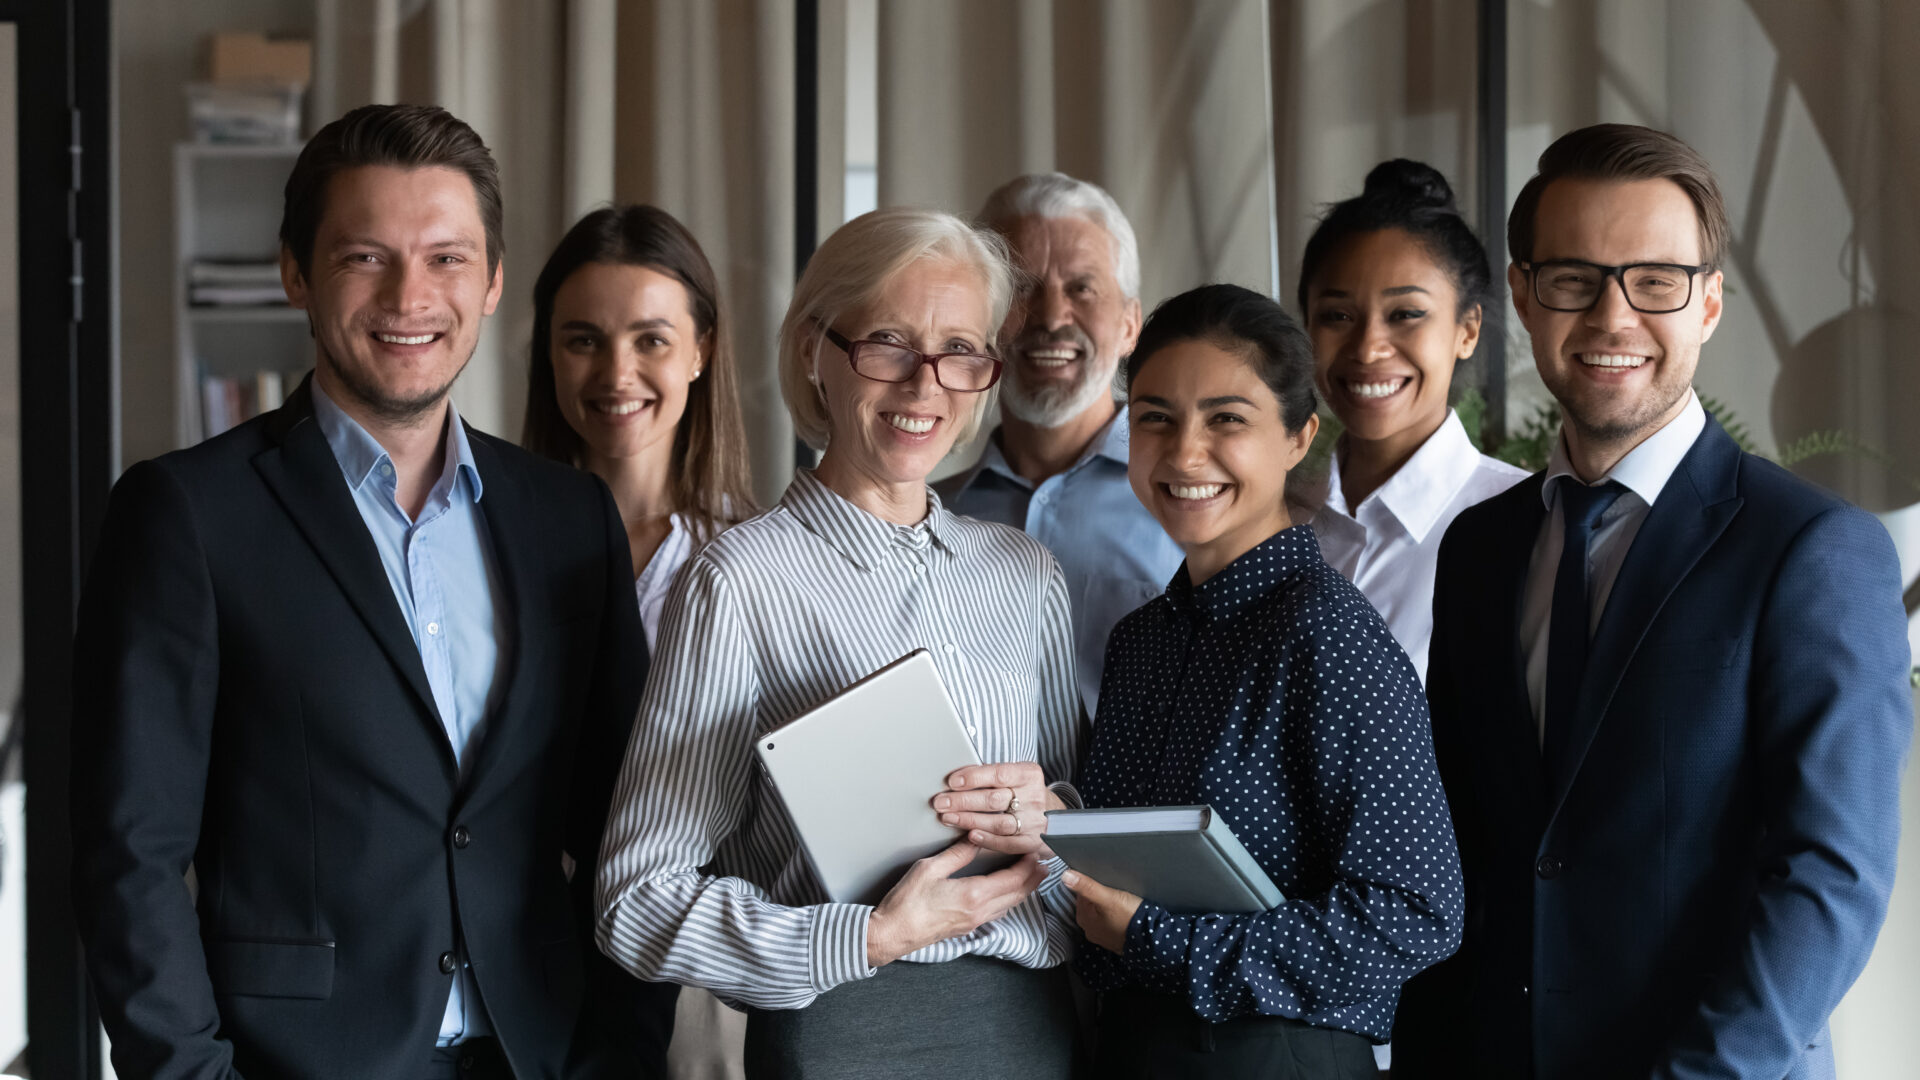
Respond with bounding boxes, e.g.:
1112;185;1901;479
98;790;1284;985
595;469;1083;1010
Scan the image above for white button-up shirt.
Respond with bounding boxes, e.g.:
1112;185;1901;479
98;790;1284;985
1522;391;1707;743
1313;410;1529;682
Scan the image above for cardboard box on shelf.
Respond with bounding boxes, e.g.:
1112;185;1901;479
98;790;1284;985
207;32;312;87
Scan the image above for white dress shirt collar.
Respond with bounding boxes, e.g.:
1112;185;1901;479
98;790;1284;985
1541;390;1706;510
1326;409;1485;543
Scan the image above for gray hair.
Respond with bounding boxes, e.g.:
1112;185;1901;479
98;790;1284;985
778;207;1015;452
977;172;1140;300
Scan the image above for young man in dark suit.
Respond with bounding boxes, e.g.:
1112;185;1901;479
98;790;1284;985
1393;124;1911;1079
71;104;672;1079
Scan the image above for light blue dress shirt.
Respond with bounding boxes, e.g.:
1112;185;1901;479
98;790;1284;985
310;380;510;1046
937;412;1183;715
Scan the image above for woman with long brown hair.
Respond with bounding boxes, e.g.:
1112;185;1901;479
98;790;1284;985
525;203;756;646
524;204;757;1077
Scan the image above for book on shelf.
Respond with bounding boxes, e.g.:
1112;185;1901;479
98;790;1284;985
1044;803;1285;915
198;366;288;441
188;259;289;307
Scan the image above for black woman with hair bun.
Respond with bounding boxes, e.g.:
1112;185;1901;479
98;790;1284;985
1299;159;1529;684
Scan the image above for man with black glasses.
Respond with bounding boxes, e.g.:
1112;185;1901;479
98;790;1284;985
1394;124;1910;1080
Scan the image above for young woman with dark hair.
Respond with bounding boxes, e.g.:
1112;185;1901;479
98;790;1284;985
523;204;756;646
1298;159;1529;680
524;205;758;1077
1060;284;1464;1078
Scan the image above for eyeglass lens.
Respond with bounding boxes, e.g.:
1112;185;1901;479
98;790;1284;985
851;340;999;392
1534;261;1695;313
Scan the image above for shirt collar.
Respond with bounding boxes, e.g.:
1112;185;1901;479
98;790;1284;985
1323;409;1484;542
781;468;958;572
1541;390;1705;511
970;404;1128;491
1165;523;1322;623
310;377;484;503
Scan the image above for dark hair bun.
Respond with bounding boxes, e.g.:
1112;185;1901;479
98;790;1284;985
1360;158;1457;212
1296;157;1490;314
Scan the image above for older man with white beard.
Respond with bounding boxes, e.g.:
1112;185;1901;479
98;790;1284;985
938;173;1182;717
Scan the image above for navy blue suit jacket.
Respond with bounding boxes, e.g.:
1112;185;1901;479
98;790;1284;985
1394;416;1911;1079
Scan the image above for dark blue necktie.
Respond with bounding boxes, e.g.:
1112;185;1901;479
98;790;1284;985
1543;479;1626;779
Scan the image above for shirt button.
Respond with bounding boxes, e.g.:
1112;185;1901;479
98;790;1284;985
438;951;457;975
426;622;440;636
1535;855;1564;880
967;724;979;737
452;825;471;849
943;643;958;655
379;463;393;477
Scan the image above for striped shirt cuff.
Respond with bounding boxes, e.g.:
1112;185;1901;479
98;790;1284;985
808;902;877;993
1047;780;1083;810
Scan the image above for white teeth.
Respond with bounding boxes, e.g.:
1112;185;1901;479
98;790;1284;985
1346;378;1406;399
1027;347;1077;367
886;414;935;434
1582;353;1647;369
376;332;435;346
1169;483;1225;500
598;400;647;416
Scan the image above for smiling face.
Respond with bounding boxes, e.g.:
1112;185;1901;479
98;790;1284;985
1512;176;1722;454
998;214;1142;427
813;257;994;490
1306;228;1479;448
1128;339;1317;582
549;262;706;468
282;164;504;424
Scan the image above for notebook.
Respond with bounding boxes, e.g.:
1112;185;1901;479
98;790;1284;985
1044;804;1284;914
754;649;1015;904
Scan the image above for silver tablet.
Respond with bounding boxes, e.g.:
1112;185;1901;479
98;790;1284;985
754;649;1015;904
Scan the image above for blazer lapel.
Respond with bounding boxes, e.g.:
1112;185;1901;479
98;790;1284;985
454;430;546;793
1544;418;1743;819
253;379;451;760
1488;476;1552;811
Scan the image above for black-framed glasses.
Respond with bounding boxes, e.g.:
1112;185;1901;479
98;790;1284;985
823;327;1002;393
1521;259;1711;314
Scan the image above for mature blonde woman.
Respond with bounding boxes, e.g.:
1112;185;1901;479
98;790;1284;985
595;208;1082;1079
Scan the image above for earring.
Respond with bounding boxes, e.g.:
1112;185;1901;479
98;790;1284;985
691;368;704;382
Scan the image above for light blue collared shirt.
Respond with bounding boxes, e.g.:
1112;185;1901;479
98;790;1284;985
310;379;509;1045
937;411;1184;715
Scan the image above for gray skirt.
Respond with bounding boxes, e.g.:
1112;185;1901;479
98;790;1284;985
743;955;1077;1080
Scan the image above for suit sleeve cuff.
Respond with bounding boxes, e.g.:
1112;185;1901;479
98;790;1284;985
808;903;877;994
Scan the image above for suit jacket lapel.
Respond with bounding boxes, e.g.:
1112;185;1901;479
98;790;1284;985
1544;417;1744;819
456;430;545;793
252;379;452;761
1489;476;1552;812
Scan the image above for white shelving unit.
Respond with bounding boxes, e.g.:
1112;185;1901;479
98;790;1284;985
172;142;311;447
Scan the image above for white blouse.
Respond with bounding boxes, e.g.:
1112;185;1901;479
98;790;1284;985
633;513;694;650
1311;410;1529;683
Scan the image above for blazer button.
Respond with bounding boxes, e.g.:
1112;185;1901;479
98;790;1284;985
1535;855;1564;880
439;951;457;975
452;825;471;849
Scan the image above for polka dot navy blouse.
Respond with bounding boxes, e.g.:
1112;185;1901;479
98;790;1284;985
1074;524;1464;1041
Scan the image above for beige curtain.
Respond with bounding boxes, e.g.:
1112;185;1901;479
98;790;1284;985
616;0;799;507
874;0;1278;309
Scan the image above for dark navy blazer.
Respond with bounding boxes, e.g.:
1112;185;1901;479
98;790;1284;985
1394;417;1911;1079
